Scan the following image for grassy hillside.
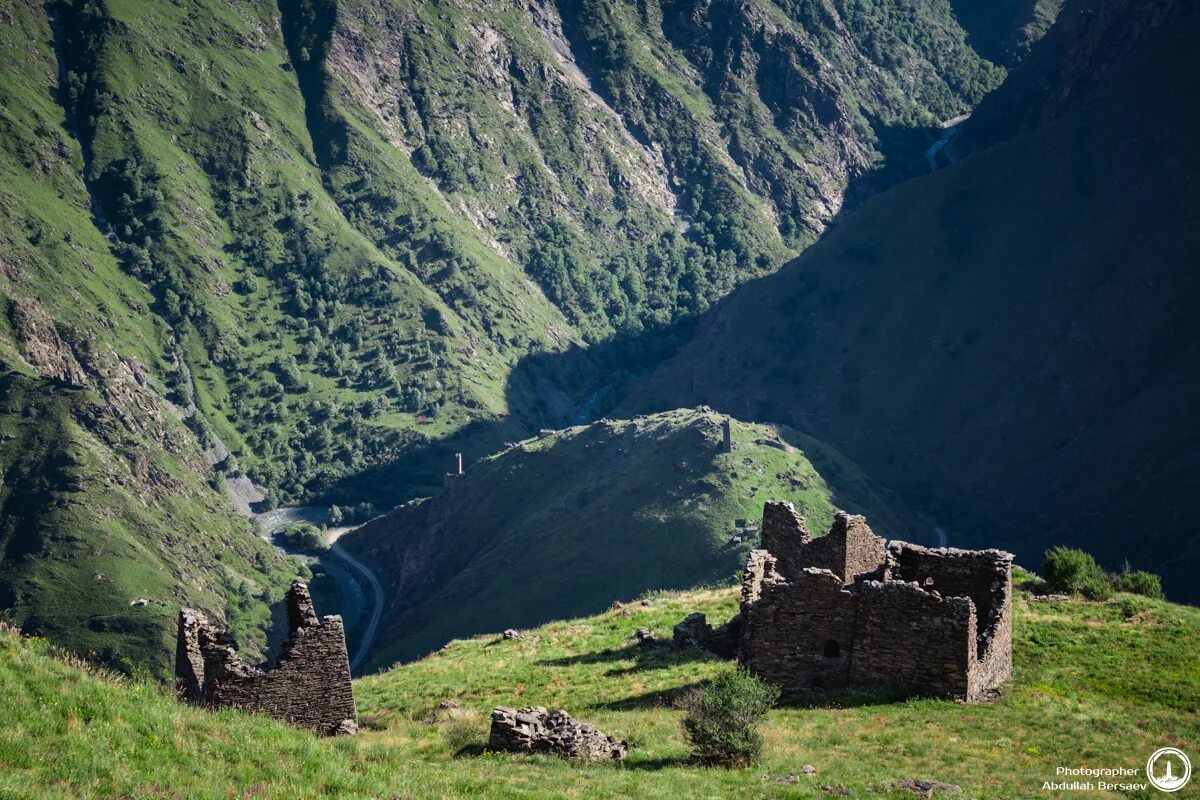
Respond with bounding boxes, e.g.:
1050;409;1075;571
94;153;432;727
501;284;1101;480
626;0;1200;601
343;408;920;669
2;579;1198;798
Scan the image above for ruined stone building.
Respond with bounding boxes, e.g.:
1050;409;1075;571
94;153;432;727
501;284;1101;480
738;502;1013;702
176;578;358;735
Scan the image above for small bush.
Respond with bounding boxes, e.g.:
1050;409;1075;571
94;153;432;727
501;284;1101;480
1077;572;1113;601
1114;570;1164;600
680;668;779;767
443;713;486;757
1042;547;1109;599
275;522;327;553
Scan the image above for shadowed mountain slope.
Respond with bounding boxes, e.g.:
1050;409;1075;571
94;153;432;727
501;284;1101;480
627;0;1200;600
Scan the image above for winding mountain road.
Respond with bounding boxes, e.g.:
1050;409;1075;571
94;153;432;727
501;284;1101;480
253;506;384;673
328;532;384;673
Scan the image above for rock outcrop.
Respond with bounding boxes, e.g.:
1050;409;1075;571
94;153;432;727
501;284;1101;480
176;579;357;735
488;706;627;760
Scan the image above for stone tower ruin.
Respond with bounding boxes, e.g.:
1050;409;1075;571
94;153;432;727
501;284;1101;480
739;502;1013;702
176;578;358;735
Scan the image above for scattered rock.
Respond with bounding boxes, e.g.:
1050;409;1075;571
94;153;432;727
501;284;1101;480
822;787;851;796
489;706;627;760
802;765;817;775
639;599;653;607
502;629;522;640
1032;594;1070;601
634;627;655;645
129;598;149;607
672;611;741;658
891;779;963;797
609;600;625;611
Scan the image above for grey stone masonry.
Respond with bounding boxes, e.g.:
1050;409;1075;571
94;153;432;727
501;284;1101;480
175;578;358;735
761;502;887;583
489;707;628;760
740;503;1013;702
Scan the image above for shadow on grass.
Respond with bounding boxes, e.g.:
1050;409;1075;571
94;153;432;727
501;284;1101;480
594;680;704;711
452;743;488;759
620;755;694;771
781;685;931;709
538;642;724;677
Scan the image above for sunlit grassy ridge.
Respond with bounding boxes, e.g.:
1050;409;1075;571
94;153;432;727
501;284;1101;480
344;408;921;669
2;578;1197;799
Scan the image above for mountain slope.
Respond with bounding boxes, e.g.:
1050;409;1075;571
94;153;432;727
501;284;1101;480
3;583;1198;798
0;0;1039;672
627;0;1200;600
0;2;296;676
342;408;919;668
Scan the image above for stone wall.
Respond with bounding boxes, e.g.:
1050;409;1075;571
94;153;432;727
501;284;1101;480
760;501;887;582
176;579;358;735
738;504;1013;702
740;568;857;695
832;513;889;582
849;580;974;699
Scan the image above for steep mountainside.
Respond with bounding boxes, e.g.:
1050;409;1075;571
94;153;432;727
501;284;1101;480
3;584;1198;797
0;3;296;676
342;408;919;668
0;0;1031;670
628;0;1200;600
949;0;1064;66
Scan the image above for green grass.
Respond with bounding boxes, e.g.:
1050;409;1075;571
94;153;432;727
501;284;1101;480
2;582;1197;798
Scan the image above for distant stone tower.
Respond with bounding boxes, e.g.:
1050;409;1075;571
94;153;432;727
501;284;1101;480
455;452;464;476
721;418;732;453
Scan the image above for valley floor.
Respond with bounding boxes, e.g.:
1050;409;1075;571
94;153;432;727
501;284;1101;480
1;582;1197;798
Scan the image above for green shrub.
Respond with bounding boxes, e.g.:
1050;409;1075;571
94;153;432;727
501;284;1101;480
274;522;327;553
1042;547;1110;599
680;668;779;767
1077;572;1113;601
1114;570;1164;600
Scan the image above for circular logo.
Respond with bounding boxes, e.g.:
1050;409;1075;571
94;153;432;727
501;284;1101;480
1147;747;1191;793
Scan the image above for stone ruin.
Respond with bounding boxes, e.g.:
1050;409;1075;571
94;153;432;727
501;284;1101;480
489;706;628;760
176;578;358;735
738;502;1013;702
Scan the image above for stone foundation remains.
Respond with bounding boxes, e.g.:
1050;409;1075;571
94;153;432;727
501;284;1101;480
489;707;628;760
739;502;1013;702
176;578;358;735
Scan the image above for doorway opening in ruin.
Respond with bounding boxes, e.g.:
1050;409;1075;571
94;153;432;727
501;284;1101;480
823;639;840;658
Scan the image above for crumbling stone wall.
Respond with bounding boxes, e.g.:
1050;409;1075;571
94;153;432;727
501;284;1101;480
739;568;857;693
761;502;887;583
176;579;358;735
849;580;975;699
889;542;1013;670
740;503;1013;702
